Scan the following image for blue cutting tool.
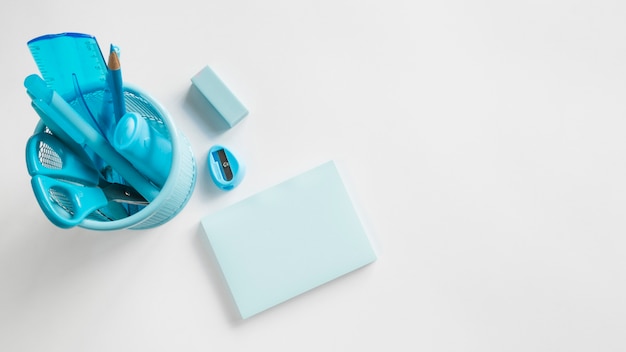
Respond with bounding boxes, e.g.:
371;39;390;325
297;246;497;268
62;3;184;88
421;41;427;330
26;132;147;228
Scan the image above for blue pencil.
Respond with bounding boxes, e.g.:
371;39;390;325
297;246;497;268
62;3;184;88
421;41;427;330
107;44;126;123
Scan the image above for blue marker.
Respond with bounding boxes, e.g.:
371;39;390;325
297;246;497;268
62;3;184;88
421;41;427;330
113;112;172;188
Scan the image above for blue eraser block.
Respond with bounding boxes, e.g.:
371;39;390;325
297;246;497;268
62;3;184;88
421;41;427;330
191;65;248;128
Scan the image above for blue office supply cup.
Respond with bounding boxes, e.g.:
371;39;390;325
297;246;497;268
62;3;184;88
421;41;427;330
30;85;197;230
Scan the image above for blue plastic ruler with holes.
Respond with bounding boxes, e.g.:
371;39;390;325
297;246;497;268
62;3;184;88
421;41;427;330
27;32;108;100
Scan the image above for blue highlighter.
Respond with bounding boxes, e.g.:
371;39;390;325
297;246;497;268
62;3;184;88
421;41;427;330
208;145;244;191
113;112;172;188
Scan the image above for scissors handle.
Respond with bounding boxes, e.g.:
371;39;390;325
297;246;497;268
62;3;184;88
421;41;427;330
26;132;99;186
31;175;108;228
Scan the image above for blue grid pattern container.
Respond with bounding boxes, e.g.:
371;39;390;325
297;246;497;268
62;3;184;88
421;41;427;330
32;85;197;230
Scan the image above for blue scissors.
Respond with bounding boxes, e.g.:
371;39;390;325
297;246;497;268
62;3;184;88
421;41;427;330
26;132;148;228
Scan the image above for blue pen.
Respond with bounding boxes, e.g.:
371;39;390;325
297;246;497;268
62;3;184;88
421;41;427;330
108;44;126;123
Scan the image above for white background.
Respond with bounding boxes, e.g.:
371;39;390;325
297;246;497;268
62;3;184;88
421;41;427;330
2;1;626;351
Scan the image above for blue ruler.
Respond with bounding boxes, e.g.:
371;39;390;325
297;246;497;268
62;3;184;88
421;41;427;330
27;32;108;100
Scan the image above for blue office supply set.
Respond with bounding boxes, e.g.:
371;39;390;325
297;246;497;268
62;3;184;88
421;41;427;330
24;32;196;230
23;32;376;319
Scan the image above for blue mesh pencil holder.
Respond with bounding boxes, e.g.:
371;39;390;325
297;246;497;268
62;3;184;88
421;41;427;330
32;85;197;230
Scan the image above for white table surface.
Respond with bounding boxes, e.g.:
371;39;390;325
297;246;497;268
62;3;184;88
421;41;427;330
2;1;626;351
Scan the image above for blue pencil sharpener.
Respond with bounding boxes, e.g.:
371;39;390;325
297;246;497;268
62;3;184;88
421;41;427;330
208;145;244;191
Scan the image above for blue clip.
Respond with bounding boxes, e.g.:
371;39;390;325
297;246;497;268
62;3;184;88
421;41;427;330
208;145;244;190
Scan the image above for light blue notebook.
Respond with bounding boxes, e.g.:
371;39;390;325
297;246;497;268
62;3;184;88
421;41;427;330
201;161;377;319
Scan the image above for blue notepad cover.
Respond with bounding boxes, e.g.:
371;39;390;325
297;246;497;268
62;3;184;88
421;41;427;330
201;161;377;319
